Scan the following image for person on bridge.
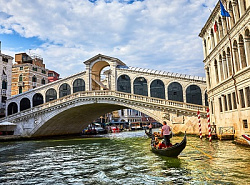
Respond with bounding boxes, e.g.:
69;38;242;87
161;121;171;147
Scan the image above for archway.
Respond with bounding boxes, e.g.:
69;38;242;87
46;88;57;102
186;85;202;105
73;79;85;93
133;77;148;96
33;93;44;107
150;79;165;99
7;102;18;115
168;82;183;102
117;75;131;93
20;98;31;111
59;83;71;98
91;61;110;90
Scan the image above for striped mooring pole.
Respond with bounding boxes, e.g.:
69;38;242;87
207;108;212;142
197;110;202;140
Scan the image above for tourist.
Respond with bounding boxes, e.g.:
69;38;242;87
161;121;171;146
148;123;152;135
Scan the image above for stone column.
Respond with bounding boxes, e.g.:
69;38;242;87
232;45;240;72
218;20;224;38
222;56;228;79
110;62;117;91
238;0;246;15
226;52;233;76
85;65;91;91
219;59;224;81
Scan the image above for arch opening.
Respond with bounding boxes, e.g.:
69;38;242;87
20;98;31;111
167;82;183;102
133;77;148;96
59;83;71;98
7;102;18;116
33;93;44;107
117;75;131;93
186;85;202;105
150;79;165;99
46;88;57;102
91;61;110;90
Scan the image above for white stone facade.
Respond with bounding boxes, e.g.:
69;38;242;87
199;1;250;136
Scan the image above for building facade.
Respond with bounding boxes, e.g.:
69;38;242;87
199;0;250;136
0;42;13;117
48;70;60;83
11;53;48;96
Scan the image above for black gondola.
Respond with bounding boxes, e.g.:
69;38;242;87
151;132;187;157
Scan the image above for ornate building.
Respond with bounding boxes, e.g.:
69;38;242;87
0;42;13;117
11;53;48;96
199;0;249;136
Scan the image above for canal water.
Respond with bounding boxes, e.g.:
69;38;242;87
0;130;249;185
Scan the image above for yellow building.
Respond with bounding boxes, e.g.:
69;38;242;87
11;53;48;96
199;0;249;137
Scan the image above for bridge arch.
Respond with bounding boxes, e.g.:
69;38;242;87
59;83;71;98
46;88;57;102
73;79;85;93
20;98;31;111
167;82;183;102
186;84;202;105
33;93;44;107
7;102;18;116
133;77;148;96
150;79;165;99
117;74;131;93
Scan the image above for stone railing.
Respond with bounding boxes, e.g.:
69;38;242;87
2;90;208;122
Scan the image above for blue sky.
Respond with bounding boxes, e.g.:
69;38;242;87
0;0;218;78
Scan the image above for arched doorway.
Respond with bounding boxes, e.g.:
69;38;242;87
46;88;57;102
33;93;44;107
133;77;148;96
150;79;165;99
168;82;183;102
59;83;71;98
73;79;85;93
7;102;18;115
20;98;31;111
117;75;131;93
186;85;202;105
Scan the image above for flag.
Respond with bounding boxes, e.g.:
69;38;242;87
219;0;230;17
214;22;217;32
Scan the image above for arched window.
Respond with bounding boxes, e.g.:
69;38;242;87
19;74;23;82
19;87;22;94
133;77;148;96
73;79;85;93
186;85;202;105
46;88;57;102
205;91;209;106
117;75;131;93
214;60;219;83
239;34;247;68
59;83;71;98
32;75;37;82
7;102;18;115
168;82;183;102
33;93;44;107
20;98;31;111
150;79;165;99
41;78;46;85
2;81;7;89
227;47;233;76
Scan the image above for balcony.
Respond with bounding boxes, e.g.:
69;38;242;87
32;82;37;87
1;89;6;96
18;81;24;87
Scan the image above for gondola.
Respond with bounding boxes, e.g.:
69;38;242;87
151;132;186;157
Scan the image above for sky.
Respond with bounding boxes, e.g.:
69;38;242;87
0;0;218;78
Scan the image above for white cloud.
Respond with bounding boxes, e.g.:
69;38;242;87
0;0;217;77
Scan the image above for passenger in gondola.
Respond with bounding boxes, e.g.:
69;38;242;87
153;137;159;148
148;123;152;135
161;121;172;147
157;141;166;149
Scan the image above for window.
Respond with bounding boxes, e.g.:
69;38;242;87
42;69;46;74
232;92;237;109
219;98;222;112
211;101;214;114
2;81;7;89
19;86;22;94
41;78;45;85
32;67;37;71
239;89;245;108
228;94;232;110
20;66;23;70
32;76;37;82
245;87;250;107
19;75;23;82
223;95;228;111
1;96;7;103
48;73;53;77
243;120;248;129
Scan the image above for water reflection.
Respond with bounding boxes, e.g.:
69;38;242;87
0;131;249;184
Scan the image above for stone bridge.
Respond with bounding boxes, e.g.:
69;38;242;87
2;54;209;137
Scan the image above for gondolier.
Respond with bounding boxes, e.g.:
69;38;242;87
161;121;171;147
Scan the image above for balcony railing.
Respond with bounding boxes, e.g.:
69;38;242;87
1;89;6;96
18;81;24;87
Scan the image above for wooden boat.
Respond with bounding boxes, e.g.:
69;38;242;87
151;132;187;157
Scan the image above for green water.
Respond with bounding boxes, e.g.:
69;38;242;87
0;130;249;184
